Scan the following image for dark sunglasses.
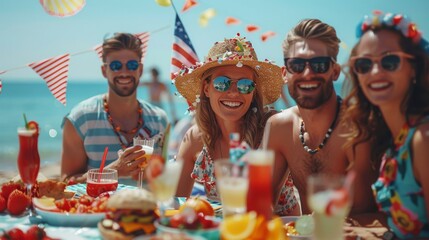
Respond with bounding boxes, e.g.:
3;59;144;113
106;60;140;72
350;52;414;74
284;56;334;74
212;76;256;94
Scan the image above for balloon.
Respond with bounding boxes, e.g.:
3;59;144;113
155;0;171;7
39;0;86;17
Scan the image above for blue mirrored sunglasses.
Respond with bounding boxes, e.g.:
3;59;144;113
212;76;256;94
106;60;140;72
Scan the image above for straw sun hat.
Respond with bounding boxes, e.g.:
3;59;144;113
173;34;284;109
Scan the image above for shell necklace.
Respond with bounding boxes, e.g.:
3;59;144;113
299;96;342;155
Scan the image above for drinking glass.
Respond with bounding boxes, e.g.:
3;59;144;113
214;159;248;218
133;138;155;189
17;128;40;200
148;159;183;220
307;174;353;240
246;149;274;220
86;169;118;197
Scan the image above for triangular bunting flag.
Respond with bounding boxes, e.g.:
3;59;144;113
93;32;150;63
225;17;240;25
181;0;198;12
246;24;260;33
28;54;70;105
261;31;276;42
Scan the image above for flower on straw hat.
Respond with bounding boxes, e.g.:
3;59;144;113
173;33;284;109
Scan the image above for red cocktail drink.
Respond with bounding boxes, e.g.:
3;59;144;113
17;128;40;187
246;150;274;220
86;180;118;197
86;169;118;197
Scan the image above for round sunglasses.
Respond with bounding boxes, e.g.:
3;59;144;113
350;52;414;74
284;56;335;74
105;60;140;72
212;76;256;94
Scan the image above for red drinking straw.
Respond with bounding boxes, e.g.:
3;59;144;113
98;146;109;182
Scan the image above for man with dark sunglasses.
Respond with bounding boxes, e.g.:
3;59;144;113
60;33;169;186
265;19;384;228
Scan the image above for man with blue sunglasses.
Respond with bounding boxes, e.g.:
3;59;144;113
61;33;169;187
265;19;384;228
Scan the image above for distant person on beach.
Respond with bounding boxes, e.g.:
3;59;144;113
139;67;178;124
61;33;169;185
264;19;379;218
173;34;300;215
343;11;429;238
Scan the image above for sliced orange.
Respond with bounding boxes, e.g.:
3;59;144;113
220;211;257;239
251;215;268;239
267;217;287;240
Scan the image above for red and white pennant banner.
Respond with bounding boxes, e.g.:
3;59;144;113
28;54;70;105
93;32;150;63
0;70;4;94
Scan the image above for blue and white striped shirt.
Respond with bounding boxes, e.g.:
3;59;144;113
62;94;169;170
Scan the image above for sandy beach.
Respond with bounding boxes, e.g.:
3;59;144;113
0;162;61;185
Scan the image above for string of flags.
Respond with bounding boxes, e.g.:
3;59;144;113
0;32;150;105
155;0;277;42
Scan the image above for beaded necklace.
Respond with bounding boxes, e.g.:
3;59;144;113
299;96;342;155
103;95;143;149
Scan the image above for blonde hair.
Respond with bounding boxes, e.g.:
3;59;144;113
282;19;340;60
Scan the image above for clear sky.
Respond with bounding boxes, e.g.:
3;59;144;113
1;0;428;83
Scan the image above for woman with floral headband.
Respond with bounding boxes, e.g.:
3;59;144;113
343;11;429;238
173;34;299;215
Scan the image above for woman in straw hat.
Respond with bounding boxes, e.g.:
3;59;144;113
343;11;429;238
174;34;299;215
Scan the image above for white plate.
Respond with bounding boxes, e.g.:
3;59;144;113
34;208;106;227
280;216;313;240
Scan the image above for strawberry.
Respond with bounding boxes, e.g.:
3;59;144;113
25;226;46;240
147;155;165;179
5;228;25;240
0;195;6;212
7;189;30;215
1;182;23;201
27;121;39;135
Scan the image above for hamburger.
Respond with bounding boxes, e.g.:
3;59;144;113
98;189;158;239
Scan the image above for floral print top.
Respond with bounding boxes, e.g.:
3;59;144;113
191;146;298;215
372;118;429;239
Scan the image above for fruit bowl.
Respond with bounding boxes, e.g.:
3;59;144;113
155;217;221;240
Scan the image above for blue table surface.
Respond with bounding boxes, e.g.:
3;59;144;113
0;184;220;240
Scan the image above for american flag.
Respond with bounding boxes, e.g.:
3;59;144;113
171;14;199;80
93;32;150;62
28;54;70;105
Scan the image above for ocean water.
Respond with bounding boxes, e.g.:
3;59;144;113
0;81;189;171
0;80;343;171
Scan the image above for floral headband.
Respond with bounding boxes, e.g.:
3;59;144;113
357;11;429;54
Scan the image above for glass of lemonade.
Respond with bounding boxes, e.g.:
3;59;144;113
133;138;155;189
148;159;183;219
307;174;353;240
214;159;249;218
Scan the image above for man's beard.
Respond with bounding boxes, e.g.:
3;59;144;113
108;76;138;97
289;77;334;109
